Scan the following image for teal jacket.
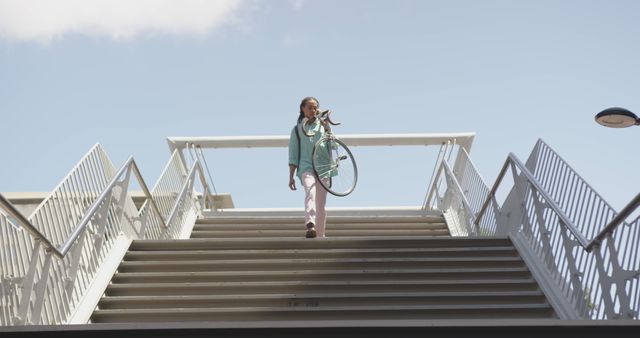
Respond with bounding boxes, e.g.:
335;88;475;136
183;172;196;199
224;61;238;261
288;120;327;180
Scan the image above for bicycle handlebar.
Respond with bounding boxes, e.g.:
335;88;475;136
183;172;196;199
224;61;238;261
316;110;341;126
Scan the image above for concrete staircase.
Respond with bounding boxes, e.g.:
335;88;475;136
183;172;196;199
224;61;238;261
91;215;556;323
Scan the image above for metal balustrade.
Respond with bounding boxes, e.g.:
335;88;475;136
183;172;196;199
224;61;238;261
0;144;123;325
426;146;498;237
472;141;640;319
138;150;193;240
525;140;619;241
0;144;213;325
453;148;491;222
426;158;475;236
425;138;639;319
1;200;38;326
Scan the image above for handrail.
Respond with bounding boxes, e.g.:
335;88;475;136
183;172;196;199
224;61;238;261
474;153;639;251
168;133;476;150
474;153;591;247
586;192;640;250
0;194;61;258
59;157;167;255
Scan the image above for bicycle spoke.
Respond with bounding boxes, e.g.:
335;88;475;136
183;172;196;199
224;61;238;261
312;137;358;196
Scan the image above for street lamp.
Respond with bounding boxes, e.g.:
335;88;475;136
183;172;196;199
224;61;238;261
595;107;640;128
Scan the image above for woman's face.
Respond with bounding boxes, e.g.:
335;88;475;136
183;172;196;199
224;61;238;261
302;99;319;119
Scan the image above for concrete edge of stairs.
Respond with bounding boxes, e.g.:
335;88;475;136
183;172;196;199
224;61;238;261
2;319;640;338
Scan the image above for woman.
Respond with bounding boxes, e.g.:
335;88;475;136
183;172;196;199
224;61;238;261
288;97;331;238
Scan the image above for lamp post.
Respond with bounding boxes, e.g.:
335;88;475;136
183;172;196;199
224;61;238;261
595;107;640;128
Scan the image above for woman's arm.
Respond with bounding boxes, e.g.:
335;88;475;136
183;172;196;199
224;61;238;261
288;127;299;191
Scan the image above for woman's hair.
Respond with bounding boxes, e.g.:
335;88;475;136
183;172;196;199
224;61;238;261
298;97;319;123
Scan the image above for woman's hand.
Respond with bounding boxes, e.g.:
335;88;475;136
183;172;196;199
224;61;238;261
288;165;297;190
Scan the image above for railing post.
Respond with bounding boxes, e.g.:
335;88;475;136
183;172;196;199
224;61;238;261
593;243;617;319
424;143;448;211
138;205;152;239
605;233;638;319
187;173;199;212
529;190;560;272
66;227;88;294
113;164;133;232
14;241;41;325
559;224;590;318
30;250;53;324
424;162;444;211
91;192;115;256
496;162;527;236
594;233;637;319
67;189;113;294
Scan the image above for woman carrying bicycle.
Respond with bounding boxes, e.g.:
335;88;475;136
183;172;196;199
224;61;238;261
288;96;331;238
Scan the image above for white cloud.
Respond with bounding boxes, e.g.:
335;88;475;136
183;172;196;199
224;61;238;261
0;0;249;43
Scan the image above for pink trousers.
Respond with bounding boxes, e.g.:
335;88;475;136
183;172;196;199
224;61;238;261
300;171;329;238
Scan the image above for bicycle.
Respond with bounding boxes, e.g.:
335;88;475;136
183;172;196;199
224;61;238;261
298;109;358;197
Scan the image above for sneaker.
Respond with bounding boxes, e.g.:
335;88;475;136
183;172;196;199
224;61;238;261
305;223;317;238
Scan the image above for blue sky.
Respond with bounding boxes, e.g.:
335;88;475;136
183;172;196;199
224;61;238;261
0;0;638;213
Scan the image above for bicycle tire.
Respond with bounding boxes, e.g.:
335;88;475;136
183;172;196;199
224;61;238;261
311;136;358;197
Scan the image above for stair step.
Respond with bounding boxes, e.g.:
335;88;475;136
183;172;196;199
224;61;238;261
112;267;532;283
118;256;525;273
92;303;553;323
128;237;514;251
105;278;540;296
98;291;548;309
192;223;448;231
189;229;450;238
124;246;518;261
195;216;446;224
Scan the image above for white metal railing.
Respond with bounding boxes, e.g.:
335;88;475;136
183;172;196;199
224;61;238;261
423;140;456;210
473;140;640;319
186;143;218;197
442;160;475;236
169;133;476;212
137;150;208;240
426;138;639;319
524;140;620;240
425;146;497;236
1;195;52;326
167;133;476;151
453;148;491;220
1;144;125;325
426;158;474;236
0;144;212;325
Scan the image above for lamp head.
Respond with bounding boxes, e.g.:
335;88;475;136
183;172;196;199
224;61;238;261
595;107;639;128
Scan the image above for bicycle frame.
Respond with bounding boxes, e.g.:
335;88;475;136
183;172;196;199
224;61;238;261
299;110;340;137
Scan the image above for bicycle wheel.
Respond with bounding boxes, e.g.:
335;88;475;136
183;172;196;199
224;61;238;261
312;137;358;196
